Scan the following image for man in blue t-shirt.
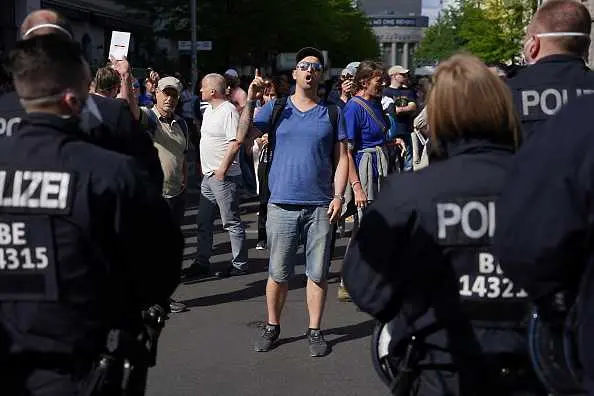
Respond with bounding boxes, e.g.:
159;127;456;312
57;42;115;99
383;65;417;172
236;47;349;357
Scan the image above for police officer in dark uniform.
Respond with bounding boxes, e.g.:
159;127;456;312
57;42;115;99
343;54;545;395
0;34;183;395
494;93;594;394
0;90;23;139
507;0;594;141
0;9;164;189
0;9;74;141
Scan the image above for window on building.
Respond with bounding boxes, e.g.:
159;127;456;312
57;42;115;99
82;34;93;65
409;43;416;66
396;42;404;65
382;42;392;65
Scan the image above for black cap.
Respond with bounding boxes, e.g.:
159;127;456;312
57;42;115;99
296;47;325;67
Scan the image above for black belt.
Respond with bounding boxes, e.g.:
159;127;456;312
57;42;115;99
4;352;95;376
462;301;530;324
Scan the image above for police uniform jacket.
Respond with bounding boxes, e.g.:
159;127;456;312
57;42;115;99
0;93;164;189
0;113;183;359
89;94;164;189
343;139;532;392
0;92;25;139
494;95;594;394
507;54;594;141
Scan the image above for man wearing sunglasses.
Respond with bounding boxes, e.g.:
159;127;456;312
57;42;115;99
507;0;594;141
236;47;349;357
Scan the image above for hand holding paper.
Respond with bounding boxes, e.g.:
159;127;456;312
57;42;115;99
109;31;131;60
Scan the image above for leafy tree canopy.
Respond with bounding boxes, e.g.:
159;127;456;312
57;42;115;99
119;0;379;72
415;0;537;65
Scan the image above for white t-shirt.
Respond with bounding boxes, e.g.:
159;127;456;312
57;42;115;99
200;100;241;176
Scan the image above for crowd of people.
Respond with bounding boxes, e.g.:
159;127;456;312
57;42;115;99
3;0;594;395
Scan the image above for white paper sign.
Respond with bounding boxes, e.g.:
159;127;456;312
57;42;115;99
108;31;131;60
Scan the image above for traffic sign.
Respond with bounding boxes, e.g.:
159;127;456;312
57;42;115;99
197;41;212;51
178;41;213;52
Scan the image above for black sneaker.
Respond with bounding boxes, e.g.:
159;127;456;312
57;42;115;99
254;324;280;352
308;329;328;357
230;267;248;276
181;264;210;279
169;299;187;313
256;241;266;250
215;267;248;278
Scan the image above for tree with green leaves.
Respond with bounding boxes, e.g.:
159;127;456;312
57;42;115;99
415;0;535;65
118;0;379;73
415;8;464;65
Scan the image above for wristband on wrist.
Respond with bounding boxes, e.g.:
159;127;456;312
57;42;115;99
351;181;361;188
333;194;344;203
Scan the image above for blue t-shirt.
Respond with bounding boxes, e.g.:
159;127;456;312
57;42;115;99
253;97;347;205
343;96;386;177
344;96;386;150
138;93;155;107
383;86;417;134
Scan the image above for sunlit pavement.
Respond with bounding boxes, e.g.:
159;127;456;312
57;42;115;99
146;173;386;396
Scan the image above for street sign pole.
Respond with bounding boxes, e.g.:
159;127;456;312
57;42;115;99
191;0;198;92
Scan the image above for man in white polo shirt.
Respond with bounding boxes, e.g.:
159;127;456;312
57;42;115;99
184;73;248;278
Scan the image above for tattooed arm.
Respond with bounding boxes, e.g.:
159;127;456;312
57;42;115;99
236;69;266;144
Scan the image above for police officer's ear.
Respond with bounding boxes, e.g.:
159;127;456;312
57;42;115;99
62;91;85;115
523;35;541;64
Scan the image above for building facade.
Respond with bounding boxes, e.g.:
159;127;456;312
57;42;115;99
355;0;428;69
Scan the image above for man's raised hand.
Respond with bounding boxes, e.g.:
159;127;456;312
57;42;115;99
247;68;266;101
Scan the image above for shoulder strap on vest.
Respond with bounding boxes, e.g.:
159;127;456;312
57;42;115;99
327;104;338;135
173;116;189;151
265;96;289;174
270;96;288;133
141;107;159;137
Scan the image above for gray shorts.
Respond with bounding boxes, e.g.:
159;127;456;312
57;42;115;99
266;203;333;283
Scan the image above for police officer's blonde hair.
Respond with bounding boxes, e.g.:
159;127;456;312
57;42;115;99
427;53;520;152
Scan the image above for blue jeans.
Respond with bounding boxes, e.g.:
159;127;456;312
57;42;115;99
266;203;333;283
399;133;413;172
389;133;413;173
196;174;247;270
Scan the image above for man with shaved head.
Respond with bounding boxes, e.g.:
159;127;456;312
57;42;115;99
183;73;248;279
508;0;594;140
0;8;164;189
20;9;73;39
1;32;183;396
0;9;72;140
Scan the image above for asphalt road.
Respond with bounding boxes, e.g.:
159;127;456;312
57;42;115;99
145;173;387;396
